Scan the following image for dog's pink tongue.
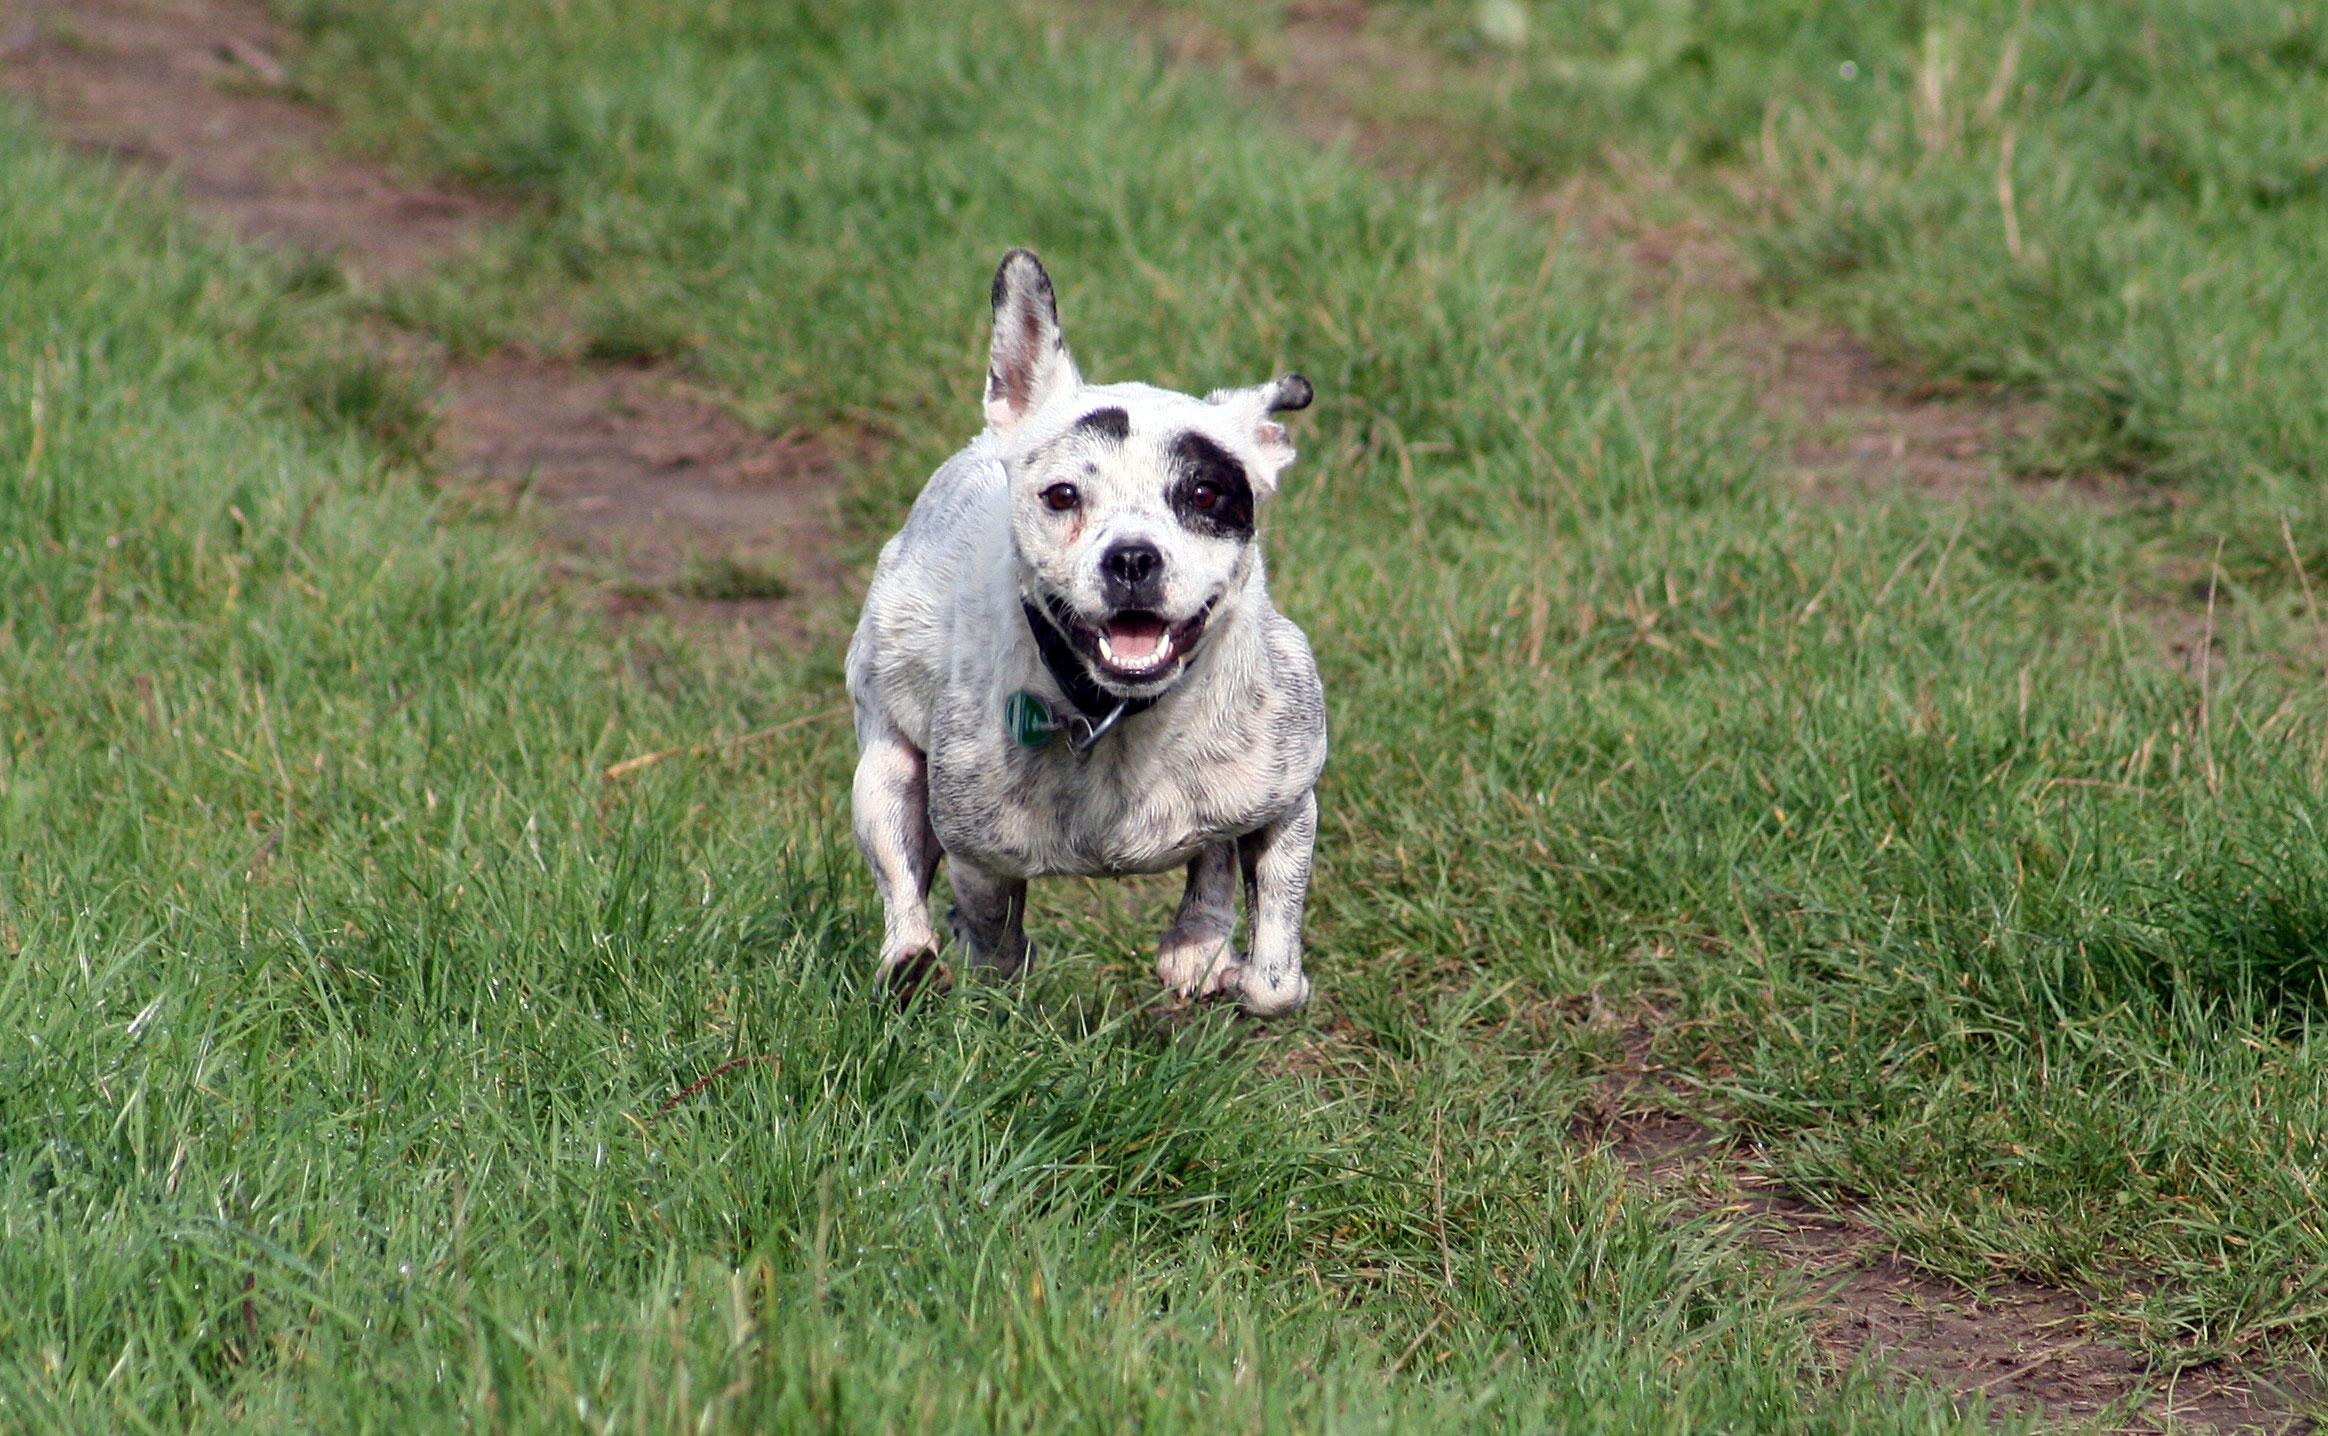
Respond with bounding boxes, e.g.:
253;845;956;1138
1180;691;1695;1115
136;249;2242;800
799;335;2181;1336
1105;614;1167;659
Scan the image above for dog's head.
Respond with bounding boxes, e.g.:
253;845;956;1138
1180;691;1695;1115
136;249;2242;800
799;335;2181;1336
981;249;1312;700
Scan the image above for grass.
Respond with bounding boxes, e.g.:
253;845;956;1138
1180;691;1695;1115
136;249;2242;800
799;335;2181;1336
672;553;792;603
2;0;2326;1428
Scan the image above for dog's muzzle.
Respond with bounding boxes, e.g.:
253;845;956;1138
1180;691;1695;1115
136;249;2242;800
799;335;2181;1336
1040;593;1215;690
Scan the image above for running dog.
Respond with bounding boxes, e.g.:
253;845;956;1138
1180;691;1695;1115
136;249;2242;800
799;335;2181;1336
845;249;1325;1015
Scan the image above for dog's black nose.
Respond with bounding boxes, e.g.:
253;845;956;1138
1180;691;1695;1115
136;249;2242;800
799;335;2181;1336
1101;541;1162;595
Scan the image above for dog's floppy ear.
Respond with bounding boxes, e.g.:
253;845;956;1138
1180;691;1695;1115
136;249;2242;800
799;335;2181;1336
1205;372;1314;493
984;249;1082;433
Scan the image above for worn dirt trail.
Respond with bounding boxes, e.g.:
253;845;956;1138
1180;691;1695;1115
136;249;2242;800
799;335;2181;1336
0;0;852;645
1579;1009;2316;1434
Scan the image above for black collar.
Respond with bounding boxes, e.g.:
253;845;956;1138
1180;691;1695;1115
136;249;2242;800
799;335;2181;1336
1022;598;1159;723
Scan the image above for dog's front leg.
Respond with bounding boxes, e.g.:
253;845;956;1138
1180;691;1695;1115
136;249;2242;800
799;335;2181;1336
948;858;1032;976
1156;841;1240;999
851;720;945;995
1234;792;1317;1016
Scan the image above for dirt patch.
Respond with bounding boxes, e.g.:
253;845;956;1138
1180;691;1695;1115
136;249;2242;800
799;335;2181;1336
0;0;851;641
1726;1181;2318;1434
440;357;855;643
1580;190;2047;502
1580;1039;2317;1433
1136;0;1472;176
1747;323;2045;501
0;0;493;281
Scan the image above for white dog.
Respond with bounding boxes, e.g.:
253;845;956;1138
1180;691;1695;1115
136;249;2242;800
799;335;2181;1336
844;249;1326;1016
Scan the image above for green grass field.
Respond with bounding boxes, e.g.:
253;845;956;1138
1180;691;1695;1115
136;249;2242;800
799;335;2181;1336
4;0;2326;1429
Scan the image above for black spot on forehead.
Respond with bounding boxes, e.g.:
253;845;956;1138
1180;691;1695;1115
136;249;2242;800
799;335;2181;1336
1167;431;1255;541
1069;407;1130;443
1027;407;1130;466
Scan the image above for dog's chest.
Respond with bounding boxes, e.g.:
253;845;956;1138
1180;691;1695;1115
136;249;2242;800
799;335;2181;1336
924;708;1309;878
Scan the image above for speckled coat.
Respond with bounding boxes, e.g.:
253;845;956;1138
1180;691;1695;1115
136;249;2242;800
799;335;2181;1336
845;250;1326;1015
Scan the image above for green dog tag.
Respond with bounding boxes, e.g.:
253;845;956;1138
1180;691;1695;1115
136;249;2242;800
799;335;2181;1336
1006;690;1060;748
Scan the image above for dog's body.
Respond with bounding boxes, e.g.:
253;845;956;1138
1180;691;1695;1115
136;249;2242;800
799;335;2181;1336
845;250;1325;1015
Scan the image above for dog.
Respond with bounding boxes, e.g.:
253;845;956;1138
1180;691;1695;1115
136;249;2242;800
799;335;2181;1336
844;249;1326;1016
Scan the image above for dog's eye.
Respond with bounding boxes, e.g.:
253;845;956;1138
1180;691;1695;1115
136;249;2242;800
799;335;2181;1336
1042;483;1079;512
1189;482;1219;511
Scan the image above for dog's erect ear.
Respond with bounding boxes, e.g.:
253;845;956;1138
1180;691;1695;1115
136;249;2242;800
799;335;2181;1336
984;249;1081;433
1204;372;1314;494
1258;373;1314;415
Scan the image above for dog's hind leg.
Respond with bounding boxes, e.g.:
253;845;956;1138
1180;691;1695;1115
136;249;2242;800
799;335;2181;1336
947;858;1032;977
1156;840;1240;999
1234;792;1317;1017
852;721;946;997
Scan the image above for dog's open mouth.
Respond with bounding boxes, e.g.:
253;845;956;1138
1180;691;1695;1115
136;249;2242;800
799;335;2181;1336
1047;596;1213;686
1097;611;1175;676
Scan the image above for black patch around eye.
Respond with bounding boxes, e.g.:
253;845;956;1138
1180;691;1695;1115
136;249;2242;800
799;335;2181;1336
1167;432;1255;540
1069;407;1131;443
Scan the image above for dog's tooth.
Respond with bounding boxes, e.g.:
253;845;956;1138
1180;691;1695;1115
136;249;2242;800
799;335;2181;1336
1094;623;1181;676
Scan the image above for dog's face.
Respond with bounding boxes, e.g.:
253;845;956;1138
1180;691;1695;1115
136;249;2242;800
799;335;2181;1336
981;250;1311;699
1003;386;1295;696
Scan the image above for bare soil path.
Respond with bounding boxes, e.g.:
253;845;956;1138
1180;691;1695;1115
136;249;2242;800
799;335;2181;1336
1590;1026;2316;1432
0;0;853;645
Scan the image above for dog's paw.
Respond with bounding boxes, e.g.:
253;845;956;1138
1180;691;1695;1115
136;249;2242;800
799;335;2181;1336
1233;967;1311;1018
1156;929;1240;999
877;946;953;1004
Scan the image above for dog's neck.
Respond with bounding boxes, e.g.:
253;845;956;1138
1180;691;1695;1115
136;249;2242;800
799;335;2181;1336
1020;598;1160;722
